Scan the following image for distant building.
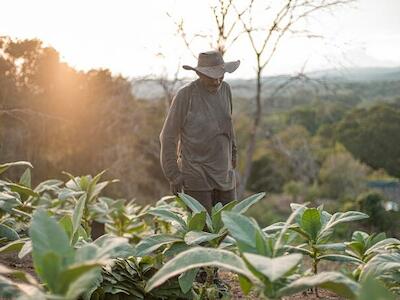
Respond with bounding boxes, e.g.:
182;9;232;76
367;180;400;211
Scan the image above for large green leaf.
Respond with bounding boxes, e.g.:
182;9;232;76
222;212;260;249
317;254;363;264
319;211;369;240
364;238;400;256
273;203;308;256
0;239;28;255
147;208;187;231
0;161;33;176
0;191;22;212
136;235;182;256
41;252;62;292
243;253;302;282
33;179;63;193
314;243;346;251
58;261;104;294
278;271;359;299
358;276;396;300
19;168;32;188
29;209;74;277
0;223;20;241
8;183;39;199
184;231;221;245
360;252;400;281
211;200;238;233
59;215;74;243
145;247;255;292
178;193;213;231
72;194;86;237
178;193;207;213
178;268;198;293
0;263;38;285
232;192;266;214
301;208;321;242
92;235;136;259
64;268;102;300
188;211;206;231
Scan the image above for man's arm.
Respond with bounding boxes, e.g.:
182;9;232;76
159;88;188;192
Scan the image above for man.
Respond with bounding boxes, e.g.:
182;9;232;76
159;51;240;212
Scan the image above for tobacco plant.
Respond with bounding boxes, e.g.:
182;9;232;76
145;204;361;300
0;208;134;300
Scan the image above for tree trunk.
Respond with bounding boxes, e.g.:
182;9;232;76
238;68;263;198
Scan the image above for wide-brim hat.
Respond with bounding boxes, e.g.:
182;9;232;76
183;51;240;79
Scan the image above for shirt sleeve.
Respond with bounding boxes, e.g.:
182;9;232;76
159;87;189;183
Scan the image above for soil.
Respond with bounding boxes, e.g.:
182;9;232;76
0;253;344;299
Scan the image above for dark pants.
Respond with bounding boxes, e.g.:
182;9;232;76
185;189;236;213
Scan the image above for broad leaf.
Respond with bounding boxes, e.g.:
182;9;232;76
178;268;198;293
0;223;20;241
136;235;182;256
314;243;346;251
19;168;31;188
364;238;400;256
358;276;396;300
178;193;213;231
58;261;104;294
319;211;369;240
184;231;220;245
211;200;238;233
243;253;302;282
360;252;400;281
317;254;363;264
278;271;359;299
72;194;86;237
0;161;32;176
0;239;28;255
147;208;187;231
301;208;321;242
145;247;255;292
41;252;62;292
29;209;74;277
188;211;206;231
64;268;102;300
232;192;266;213
222;212;260;249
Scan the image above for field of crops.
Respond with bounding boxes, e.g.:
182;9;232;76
1;161;399;299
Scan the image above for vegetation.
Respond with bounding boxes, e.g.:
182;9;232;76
0;161;399;299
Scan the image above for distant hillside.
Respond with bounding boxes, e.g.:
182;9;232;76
131;67;400;103
307;67;400;82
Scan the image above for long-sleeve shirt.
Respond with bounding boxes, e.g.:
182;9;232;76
160;79;237;191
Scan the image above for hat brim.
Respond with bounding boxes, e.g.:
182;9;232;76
183;60;240;79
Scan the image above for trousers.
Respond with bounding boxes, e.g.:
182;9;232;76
184;189;236;213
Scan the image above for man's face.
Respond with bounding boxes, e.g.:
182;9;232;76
197;72;224;94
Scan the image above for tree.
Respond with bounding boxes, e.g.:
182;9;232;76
336;104;400;177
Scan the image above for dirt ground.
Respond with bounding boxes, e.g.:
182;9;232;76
0;253;344;299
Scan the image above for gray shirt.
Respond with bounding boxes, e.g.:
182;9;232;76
160;79;237;191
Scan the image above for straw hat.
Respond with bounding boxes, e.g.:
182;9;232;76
183;51;240;79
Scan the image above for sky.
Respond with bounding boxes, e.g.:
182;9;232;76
1;0;400;79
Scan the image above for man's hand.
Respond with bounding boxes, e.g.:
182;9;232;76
170;175;184;195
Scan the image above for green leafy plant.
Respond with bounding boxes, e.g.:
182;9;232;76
61;171;118;236
92;256;192;300
345;231;400;280
286;204;368;274
0;208;134;299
